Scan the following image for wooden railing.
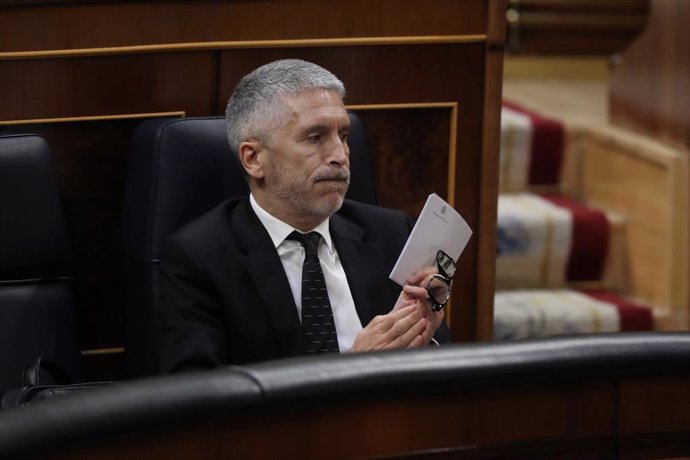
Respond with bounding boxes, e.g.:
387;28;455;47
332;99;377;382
610;0;690;151
0;333;689;459
506;0;649;55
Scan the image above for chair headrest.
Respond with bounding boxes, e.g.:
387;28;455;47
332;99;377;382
123;112;377;263
0;134;70;280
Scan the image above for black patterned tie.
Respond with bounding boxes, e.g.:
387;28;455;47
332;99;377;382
287;231;340;353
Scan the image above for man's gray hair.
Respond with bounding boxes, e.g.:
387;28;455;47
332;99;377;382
225;59;346;159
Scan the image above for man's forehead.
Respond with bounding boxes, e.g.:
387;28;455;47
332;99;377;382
274;89;350;129
282;89;348;122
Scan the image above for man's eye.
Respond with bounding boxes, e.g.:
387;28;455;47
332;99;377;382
339;132;349;142
306;134;321;142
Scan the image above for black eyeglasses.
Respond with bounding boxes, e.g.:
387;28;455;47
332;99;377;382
427;250;456;312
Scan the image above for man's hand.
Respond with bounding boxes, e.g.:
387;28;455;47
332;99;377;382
400;284;444;345
350;303;427;352
351;266;446;353
392;267;445;345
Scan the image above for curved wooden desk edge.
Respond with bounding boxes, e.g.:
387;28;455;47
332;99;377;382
1;332;689;459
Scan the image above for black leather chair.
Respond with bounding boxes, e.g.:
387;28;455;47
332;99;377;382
0;134;82;395
122;113;377;377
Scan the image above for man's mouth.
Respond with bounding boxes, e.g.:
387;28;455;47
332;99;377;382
314;169;350;184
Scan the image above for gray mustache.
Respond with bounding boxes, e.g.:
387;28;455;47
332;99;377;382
314;168;350;183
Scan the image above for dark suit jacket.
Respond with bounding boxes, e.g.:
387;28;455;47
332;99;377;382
158;197;452;373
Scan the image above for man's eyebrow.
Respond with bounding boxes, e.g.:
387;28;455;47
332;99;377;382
298;121;351;136
302;124;329;133
300;124;347;134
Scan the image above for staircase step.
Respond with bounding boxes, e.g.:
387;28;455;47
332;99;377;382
500;101;565;192
540;194;609;283
497;193;612;289
494;288;654;340
496;96;680;335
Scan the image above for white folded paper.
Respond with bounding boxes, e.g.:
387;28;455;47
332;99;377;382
389;193;473;286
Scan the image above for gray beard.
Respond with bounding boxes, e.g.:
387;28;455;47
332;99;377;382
270;162;349;222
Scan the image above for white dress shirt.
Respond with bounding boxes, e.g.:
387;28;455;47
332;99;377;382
249;194;363;352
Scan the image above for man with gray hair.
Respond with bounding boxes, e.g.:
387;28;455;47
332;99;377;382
159;59;450;372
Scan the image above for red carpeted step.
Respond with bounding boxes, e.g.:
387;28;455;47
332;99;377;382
496;100;658;339
502;100;565;187
494;288;654;340
540;194;609;283
581;290;654;332
496;193;609;288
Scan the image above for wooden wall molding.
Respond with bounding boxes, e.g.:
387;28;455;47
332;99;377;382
0;111;186;125
0;0;488;53
0;36;486;61
81;347;125;357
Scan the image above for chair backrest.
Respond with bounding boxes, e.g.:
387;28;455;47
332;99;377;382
0;134;82;394
122;112;377;377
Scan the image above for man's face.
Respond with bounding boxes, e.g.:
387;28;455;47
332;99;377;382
259;89;351;225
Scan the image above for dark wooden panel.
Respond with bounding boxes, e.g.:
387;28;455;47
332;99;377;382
48;375;690;459
0;52;215;120
216;45;487;107
618;375;690;459
81;351;126;383
619;432;690;460
477;51;504;340
618;375;690;435
355;108;452;217
609;0;690;150
0;0;486;53
51;381;617;459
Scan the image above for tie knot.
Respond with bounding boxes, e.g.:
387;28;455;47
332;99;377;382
287;231;321;257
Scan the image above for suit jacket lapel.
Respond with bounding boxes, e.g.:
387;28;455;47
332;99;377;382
231;199;305;356
330;214;391;326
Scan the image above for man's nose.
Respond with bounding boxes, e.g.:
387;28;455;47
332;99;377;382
327;134;349;166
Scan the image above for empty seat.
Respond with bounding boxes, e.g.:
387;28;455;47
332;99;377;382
0;134;82;395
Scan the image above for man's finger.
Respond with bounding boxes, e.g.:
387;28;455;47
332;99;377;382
406;266;438;286
407;333;425;349
385;317;426;349
388;302;421;321
381;303;423;338
392;293;417;312
403;285;432;307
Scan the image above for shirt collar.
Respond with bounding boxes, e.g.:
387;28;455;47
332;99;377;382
249;193;334;252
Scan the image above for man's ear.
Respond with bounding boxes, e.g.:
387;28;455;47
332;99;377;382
238;140;265;180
